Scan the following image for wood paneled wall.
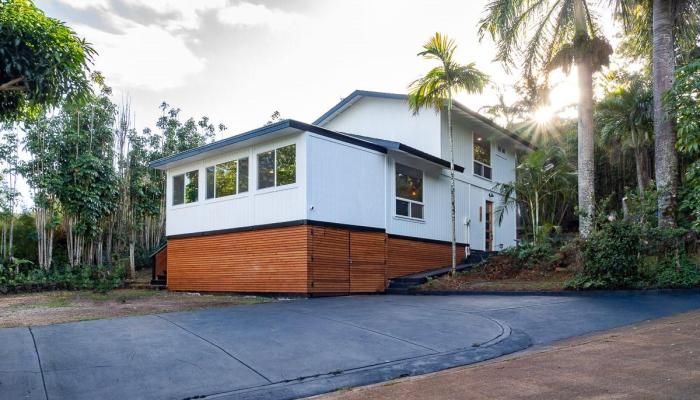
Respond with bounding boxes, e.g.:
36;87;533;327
386;237;460;278
167;225;310;293
154;247;167;278
164;225;458;294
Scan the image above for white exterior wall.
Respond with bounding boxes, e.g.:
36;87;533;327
306;134;385;228
322;97;442;157
166;133;307;236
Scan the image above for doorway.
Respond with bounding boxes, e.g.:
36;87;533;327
485;201;494;251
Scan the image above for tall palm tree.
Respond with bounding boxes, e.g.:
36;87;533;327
596;72;653;198
479;0;613;238
613;0;700;227
408;33;489;276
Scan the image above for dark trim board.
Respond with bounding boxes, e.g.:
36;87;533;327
166;220;386;240
388;233;468;247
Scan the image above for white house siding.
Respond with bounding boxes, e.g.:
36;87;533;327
166;132;306;236
321;96;442;157
306;134;386;229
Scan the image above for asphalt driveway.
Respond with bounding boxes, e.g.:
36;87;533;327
3;292;700;400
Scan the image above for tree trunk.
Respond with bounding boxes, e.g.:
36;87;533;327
129;230;136;279
634;145;647;198
447;95;457;276
574;0;595;238
577;58;596;237
652;0;678;227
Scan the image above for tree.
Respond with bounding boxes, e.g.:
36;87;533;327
614;0;700;226
480;0;613;237
667;57;700;230
595;72;653;198
0;0;95;122
0;127;20;260
408;33;489;275
496;146;577;243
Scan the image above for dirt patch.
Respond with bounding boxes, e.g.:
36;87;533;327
0;289;273;328
419;254;575;292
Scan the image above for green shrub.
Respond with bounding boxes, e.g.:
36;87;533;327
502;241;557;269
0;261;125;292
581;220;643;287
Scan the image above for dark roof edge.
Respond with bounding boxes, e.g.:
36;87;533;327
314;90;535;150
397;143;465;173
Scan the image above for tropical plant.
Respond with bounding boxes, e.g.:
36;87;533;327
595;71;653;198
407;32;489;275
479;0;613;237
614;0;700;227
0;0;95;122
495;146;577;244
667;57;700;230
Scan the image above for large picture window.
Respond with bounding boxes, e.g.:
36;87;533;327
473;135;492;179
205;157;249;199
395;163;424;220
257;144;296;189
172;170;199;205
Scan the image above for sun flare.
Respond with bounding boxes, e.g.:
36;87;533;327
534;106;554;124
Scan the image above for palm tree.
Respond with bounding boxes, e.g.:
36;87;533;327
596;72;653;198
613;0;700;227
479;0;613;238
408;33;489;276
496;146;577;244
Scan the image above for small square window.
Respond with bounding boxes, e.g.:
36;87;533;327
396;199;409;217
411;203;424;219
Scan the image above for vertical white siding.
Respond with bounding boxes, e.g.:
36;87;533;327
322;97;443;157
165;133;306;236
306;134;385;228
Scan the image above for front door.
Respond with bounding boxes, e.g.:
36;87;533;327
485;201;494;251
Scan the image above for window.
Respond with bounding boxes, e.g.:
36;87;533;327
473;135;492;179
496;144;507;154
257;144;296;189
395;163;424;219
172;170;199;205
206;157;249;199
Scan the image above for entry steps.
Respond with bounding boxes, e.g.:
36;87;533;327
386;250;496;294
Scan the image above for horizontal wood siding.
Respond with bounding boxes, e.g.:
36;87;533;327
349;231;387;292
154;247;167;278
386;237;461;278
310;227;350;294
167;225;309;293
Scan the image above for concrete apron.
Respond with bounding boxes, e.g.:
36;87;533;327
3;292;700;400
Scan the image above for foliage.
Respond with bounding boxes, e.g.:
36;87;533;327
566;219;699;289
496;146;576;243
667;57;700;230
0;260;124;292
0;0;95;121
500;241;559;269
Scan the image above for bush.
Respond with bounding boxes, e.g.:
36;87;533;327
566;220;700;290
0;260;125;293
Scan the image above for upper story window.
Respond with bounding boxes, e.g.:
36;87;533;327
257;144;296;189
172;170;199;205
395;163;424;220
205;157;249;199
473;135;492;180
496;144;507;155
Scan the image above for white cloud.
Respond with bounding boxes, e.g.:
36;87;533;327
54;0;110;10
76;21;205;91
217;2;308;30
120;0;228;30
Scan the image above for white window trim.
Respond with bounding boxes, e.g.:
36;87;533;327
205;157;249;200
172;170;199;207
394;163;425;221
473;135;493;179
257;144;296;190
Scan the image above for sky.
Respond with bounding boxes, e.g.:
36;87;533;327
14;0;619;208
34;0;621;137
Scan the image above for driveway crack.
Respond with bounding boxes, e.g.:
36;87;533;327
28;327;49;400
156;315;272;384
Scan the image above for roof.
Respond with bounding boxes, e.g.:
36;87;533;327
149;119;463;172
314;89;535;150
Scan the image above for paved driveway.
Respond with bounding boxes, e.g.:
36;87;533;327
3;292;700;400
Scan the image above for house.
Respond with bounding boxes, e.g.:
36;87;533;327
150;90;533;295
